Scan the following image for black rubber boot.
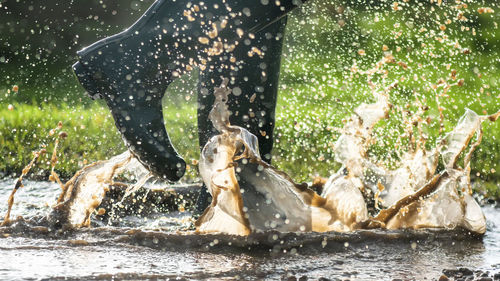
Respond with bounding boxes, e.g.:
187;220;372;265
194;17;288;215
73;0;306;181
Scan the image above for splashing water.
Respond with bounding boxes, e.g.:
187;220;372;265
3;78;496;236
2;60;497;239
1;1;500;280
0;125;153;229
195;79;498;236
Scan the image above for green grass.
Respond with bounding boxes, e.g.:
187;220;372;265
0;103;122;178
0;102;200;180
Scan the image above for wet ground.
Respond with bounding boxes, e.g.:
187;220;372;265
0;179;499;280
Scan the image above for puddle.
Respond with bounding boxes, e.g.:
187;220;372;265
0;179;499;280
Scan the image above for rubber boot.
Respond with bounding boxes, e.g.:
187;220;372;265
194;17;288;214
73;0;306;181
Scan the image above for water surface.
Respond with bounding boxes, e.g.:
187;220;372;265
0;179;499;280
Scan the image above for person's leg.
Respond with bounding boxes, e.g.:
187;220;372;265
195;17;288;214
72;0;305;182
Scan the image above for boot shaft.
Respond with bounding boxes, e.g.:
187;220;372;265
77;0;306;81
73;0;307;181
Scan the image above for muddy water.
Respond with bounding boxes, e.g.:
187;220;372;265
0;179;499;280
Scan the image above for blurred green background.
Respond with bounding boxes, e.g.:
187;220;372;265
0;0;499;198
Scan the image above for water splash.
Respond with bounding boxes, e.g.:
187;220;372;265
48;151;133;228
1;122;67;226
1;148;46;226
0;123;153;229
1;81;496;236
196;79;498;236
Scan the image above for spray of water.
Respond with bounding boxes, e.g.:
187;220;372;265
1;77;496;235
0;120;156;228
1;148;45;226
195;76;498;236
1;122;68;226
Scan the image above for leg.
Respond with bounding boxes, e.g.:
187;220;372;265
73;0;305;182
195;17;288;214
